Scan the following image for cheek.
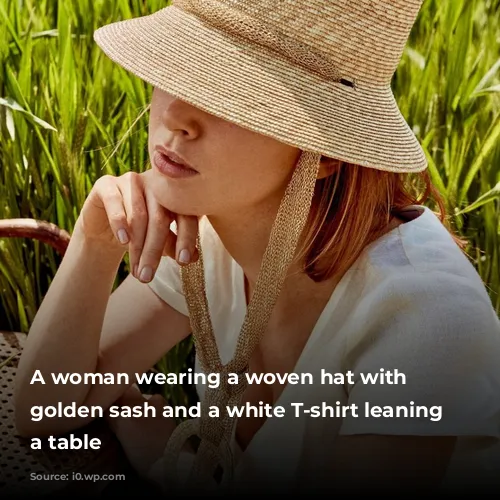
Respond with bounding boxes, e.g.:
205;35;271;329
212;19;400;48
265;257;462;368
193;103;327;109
218;135;297;197
224;162;293;210
148;112;161;150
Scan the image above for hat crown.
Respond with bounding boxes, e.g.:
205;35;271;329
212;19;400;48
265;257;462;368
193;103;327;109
173;0;424;86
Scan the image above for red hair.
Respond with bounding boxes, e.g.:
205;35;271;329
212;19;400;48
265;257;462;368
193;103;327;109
296;160;467;282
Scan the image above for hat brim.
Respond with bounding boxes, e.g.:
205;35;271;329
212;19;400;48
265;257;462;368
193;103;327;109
94;5;427;173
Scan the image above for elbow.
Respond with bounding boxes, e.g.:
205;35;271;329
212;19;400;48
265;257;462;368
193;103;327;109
14;420;45;439
13;407;55;439
13;412;48;439
13;397;101;438
12;386;38;438
12;397;60;439
14;415;91;439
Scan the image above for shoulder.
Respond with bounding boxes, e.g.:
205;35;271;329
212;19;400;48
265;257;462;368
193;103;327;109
356;269;500;340
340;237;500;438
343;207;500;352
344;267;500;357
359;206;481;281
353;206;496;316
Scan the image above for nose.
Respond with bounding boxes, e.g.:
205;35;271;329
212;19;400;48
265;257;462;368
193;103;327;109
161;96;202;140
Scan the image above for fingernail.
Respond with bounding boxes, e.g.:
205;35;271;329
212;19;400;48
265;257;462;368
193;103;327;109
178;249;191;264
133;265;138;278
139;266;153;283
117;229;129;245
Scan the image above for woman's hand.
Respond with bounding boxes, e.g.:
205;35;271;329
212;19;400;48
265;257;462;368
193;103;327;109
76;169;199;282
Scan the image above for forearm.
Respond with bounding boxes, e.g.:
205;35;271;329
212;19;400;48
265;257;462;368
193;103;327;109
14;219;125;436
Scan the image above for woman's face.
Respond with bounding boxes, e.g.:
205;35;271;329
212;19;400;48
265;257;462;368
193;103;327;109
148;87;307;217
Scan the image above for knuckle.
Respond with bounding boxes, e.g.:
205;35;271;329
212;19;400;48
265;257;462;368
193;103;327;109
119;172;142;192
121;171;135;180
127;171;144;187
129;207;148;225
99;174;114;183
150;208;167;226
103;187;121;203
92;177;107;194
97;174;116;188
141;247;163;262
108;213;127;226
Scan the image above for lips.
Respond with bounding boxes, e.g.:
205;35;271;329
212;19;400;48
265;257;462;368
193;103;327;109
152;150;199;179
155;145;197;171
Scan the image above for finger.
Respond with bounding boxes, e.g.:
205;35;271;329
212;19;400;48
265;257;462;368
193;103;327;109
96;177;129;246
136;196;174;283
140;171;178;260
118;173;148;279
175;215;200;266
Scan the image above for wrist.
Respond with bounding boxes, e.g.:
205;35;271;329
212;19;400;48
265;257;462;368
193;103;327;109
72;219;127;263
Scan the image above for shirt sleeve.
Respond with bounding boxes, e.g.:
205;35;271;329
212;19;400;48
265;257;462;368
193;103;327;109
147;254;188;316
339;269;500;437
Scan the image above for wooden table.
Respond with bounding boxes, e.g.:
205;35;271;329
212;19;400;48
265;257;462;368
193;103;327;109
0;331;155;497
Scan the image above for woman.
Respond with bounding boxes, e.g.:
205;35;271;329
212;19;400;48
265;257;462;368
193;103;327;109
14;0;500;495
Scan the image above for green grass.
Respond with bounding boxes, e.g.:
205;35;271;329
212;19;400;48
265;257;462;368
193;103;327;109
394;0;500;308
0;0;192;405
0;0;499;398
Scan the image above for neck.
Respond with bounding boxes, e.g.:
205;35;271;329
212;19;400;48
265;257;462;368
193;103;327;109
205;205;405;318
207;203;281;292
207;202;322;307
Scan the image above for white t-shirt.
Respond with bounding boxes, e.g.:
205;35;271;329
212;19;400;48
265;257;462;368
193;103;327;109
147;205;500;494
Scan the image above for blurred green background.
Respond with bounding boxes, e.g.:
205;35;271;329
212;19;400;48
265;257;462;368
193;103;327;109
1;0;499;401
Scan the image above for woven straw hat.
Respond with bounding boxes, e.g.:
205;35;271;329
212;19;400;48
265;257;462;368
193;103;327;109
94;0;427;493
95;0;427;173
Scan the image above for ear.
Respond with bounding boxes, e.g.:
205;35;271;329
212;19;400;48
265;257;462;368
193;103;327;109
317;156;341;180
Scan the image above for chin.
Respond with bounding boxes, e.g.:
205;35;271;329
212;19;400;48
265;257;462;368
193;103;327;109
149;174;204;217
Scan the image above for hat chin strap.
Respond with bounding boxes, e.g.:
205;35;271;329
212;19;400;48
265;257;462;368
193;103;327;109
162;150;322;492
